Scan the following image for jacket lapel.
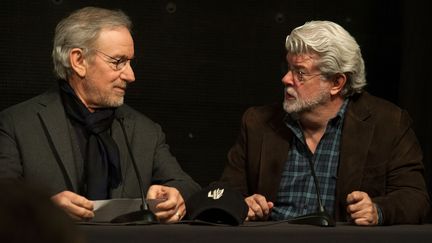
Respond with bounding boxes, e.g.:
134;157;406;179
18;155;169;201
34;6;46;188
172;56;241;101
110;111;134;198
37;90;79;192
258;109;292;202
336;94;374;217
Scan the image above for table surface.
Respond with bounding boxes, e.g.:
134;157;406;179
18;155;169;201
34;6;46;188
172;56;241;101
79;221;432;243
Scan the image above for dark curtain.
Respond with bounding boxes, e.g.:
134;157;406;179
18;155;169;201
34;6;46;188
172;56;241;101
400;0;432;200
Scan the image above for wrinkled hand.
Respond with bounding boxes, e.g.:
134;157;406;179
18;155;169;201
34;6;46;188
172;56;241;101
244;194;274;221
346;191;378;226
146;185;185;223
51;191;94;220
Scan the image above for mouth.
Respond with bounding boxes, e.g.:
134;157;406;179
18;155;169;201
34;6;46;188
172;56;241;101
285;87;296;100
113;86;126;95
285;93;294;99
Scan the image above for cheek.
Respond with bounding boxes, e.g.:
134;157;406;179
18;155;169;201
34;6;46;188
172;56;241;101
294;86;310;98
92;70;120;87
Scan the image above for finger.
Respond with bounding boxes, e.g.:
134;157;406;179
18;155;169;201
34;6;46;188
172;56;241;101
52;191;94;219
146;185;165;199
156;192;185;221
349;206;370;219
267;201;274;209
347;191;365;204
154;207;177;221
156;201;185;220
347;202;360;214
70;194;94;210
347;191;361;204
70;204;95;219
350;205;377;225
156;198;176;210
58;199;94;219
156;189;180;210
245;196;264;218
254;196;271;215
251;203;265;218
177;203;186;215
347;201;368;215
354;218;369;226
162;201;185;220
246;194;271;218
246;208;256;221
161;211;184;224
347;194;373;215
354;217;376;226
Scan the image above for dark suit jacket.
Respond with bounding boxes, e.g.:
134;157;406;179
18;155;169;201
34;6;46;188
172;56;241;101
220;92;430;224
0;87;200;200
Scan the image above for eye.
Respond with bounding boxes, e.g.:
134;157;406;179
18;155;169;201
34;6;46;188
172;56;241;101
112;58;128;68
297;70;305;75
109;59;121;65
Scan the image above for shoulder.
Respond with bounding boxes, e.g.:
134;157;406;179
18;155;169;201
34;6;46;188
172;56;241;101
243;103;282;118
348;92;412;127
116;104;161;131
0;89;59;122
240;103;285;129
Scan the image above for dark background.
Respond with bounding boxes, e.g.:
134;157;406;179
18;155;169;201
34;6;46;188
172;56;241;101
0;1;431;198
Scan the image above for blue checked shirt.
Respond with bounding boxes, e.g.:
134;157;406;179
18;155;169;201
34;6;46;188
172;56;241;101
271;100;349;220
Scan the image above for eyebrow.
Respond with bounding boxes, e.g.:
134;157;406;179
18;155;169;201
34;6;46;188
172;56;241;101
113;54;134;61
288;64;307;70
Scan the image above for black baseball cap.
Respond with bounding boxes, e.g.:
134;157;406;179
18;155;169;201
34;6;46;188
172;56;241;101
185;182;248;226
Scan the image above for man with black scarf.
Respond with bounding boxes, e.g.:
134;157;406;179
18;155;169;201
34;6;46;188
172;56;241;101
0;6;200;223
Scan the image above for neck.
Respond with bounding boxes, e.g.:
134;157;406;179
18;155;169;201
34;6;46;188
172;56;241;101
296;96;344;153
67;77;95;113
298;96;344;131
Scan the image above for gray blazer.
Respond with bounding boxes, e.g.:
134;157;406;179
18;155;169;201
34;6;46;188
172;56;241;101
0;87;200;200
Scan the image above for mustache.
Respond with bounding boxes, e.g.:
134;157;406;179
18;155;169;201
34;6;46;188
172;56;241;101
115;81;128;89
285;86;297;97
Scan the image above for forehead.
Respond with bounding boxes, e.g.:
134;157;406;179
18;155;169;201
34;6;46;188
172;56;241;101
286;52;319;67
95;27;134;55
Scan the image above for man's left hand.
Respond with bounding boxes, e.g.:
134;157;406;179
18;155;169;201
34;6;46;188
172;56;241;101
146;185;185;223
346;191;379;226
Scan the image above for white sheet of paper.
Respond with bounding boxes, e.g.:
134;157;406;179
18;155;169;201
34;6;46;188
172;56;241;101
91;198;166;222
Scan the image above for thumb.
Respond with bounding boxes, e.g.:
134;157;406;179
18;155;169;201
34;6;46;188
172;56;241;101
146;185;161;199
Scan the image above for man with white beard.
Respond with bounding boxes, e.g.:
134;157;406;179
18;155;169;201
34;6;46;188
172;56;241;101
219;20;430;226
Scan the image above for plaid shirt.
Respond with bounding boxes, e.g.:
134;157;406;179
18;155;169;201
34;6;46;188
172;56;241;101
271;100;349;220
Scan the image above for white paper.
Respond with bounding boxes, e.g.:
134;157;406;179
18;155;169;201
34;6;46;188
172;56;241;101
91;198;165;223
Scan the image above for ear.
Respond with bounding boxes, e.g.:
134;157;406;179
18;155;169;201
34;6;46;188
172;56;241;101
329;73;347;96
69;48;87;78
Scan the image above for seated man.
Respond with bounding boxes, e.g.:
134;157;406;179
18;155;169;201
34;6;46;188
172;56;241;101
0;6;200;223
220;20;430;225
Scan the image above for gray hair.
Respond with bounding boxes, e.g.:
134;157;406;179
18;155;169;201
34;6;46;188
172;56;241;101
52;6;132;79
285;20;366;97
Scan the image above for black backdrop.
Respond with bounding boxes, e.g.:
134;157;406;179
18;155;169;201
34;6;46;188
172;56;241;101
0;1;430;198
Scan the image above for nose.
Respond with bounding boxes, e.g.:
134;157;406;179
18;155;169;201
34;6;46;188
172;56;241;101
120;62;135;83
282;70;294;86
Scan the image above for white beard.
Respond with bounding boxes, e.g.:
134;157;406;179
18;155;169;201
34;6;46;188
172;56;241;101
283;85;331;114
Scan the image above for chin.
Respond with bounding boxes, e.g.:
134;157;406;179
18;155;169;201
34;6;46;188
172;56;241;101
103;97;124;108
283;101;296;113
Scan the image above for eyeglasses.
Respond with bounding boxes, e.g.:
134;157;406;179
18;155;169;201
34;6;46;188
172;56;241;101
94;49;134;71
287;66;322;83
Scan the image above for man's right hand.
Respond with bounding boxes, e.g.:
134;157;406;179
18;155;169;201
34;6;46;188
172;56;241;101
244;194;274;221
51;191;94;220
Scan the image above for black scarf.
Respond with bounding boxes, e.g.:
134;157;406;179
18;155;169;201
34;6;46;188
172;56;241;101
59;81;122;199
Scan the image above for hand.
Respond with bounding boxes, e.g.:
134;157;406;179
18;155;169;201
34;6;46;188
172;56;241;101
146;185;185;223
244;194;274;221
346;191;379;226
51;191;94;220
